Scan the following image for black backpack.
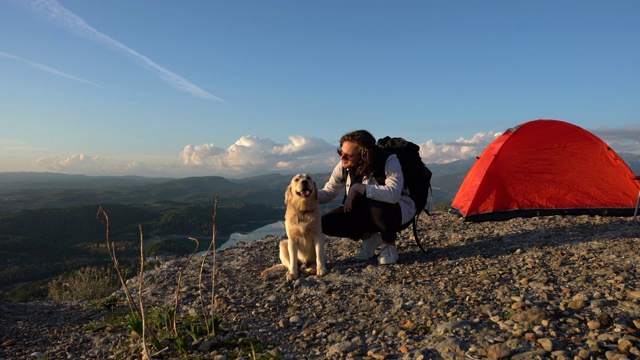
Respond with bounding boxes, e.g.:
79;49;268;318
374;136;432;252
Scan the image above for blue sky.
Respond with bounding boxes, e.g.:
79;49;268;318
1;0;639;178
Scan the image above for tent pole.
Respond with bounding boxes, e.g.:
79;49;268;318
634;189;640;222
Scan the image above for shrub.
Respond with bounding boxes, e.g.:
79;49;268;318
48;266;120;301
1;280;49;302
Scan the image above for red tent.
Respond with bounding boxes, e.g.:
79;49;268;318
451;119;640;221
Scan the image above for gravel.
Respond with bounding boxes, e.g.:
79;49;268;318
2;212;640;360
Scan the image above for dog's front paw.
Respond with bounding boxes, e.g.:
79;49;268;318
286;272;299;281
317;266;328;276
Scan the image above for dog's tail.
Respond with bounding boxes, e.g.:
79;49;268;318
260;264;287;279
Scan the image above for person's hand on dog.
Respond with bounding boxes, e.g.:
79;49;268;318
344;183;365;212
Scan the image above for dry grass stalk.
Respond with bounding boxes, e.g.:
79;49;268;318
96;206;140;318
198;227;216;335
172;236;199;336
210;196;219;336
138;224;151;360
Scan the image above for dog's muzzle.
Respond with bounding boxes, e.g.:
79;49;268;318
296;180;312;198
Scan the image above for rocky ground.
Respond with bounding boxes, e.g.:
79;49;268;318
2;211;640;360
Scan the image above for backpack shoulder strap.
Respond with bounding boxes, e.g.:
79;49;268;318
373;150;391;185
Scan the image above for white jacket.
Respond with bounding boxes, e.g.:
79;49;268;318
318;153;416;225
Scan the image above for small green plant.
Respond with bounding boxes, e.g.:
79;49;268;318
100;294;121;310
95;201;227;358
408;324;433;335
174;334;189;354
147;336;162;353
84;321;108;332
524;322;534;333
125;314;143;338
221;333;278;359
208;316;222;335
433;202;451;212
149;306;175;332
186;323;200;342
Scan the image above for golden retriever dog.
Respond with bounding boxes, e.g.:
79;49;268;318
261;174;327;281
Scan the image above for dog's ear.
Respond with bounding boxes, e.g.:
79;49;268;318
284;184;292;205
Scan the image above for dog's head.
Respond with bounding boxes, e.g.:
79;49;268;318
285;173;317;205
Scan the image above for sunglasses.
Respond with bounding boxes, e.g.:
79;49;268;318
337;148;358;160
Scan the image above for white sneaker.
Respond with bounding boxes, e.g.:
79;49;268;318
354;233;383;260
378;243;399;265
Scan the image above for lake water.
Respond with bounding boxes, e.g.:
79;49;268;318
218;221;286;250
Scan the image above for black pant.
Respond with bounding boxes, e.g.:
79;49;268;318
321;196;403;242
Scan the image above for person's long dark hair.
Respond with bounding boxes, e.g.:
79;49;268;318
340;130;378;177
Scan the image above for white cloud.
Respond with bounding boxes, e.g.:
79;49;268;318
27;0;222;102
276;135;332;156
25;132;505;177
591;126;640;154
418;131;502;164
177;135;336;176
29;127;640;177
173;132;502;177
31;154;109;171
28;153;174;176
179;144;225;166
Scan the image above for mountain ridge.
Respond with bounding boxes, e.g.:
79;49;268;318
1;151;638;212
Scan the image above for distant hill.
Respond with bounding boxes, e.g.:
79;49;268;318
0;173;254;211
0;172;169;190
2;156;637;300
426;159;474;206
620;152;640;174
1;152;636;212
0;171;340;212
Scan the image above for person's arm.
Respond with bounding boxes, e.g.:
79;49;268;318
317;163;346;205
363;154;404;204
